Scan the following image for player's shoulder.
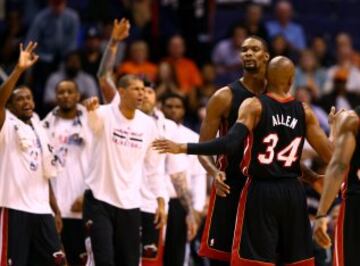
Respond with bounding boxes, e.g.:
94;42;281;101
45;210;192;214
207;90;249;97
207;86;233;108
239;97;262;113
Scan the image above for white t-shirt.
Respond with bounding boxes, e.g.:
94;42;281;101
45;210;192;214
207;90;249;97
86;104;164;209
166;124;207;212
140;110;186;214
43;111;91;219
0;111;52;214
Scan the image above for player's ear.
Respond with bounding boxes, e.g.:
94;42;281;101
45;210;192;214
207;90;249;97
264;52;270;62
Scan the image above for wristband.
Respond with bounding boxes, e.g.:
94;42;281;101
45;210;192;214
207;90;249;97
315;214;327;220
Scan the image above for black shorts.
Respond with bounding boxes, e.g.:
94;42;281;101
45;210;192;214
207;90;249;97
164;198;187;266
61;218;87;265
334;194;360;266
141;211;164;266
231;178;314;266
83;190;141;266
200;177;244;262
0;208;64;266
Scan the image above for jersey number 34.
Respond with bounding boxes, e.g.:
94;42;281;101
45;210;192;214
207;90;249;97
258;134;302;167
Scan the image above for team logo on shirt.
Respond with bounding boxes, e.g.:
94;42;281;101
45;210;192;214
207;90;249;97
112;128;143;149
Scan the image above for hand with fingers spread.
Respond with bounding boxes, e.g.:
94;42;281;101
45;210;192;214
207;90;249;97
213;170;230;197
152;139;187;154
313;216;331;249
83;97;100;112
17;42;39;71
111;18;131;43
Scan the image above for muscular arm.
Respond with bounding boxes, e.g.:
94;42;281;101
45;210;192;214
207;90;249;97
317;112;358;216
0;66;24;129
97;39;118;103
304;103;333;164
186;97;262;155
197;87;232;176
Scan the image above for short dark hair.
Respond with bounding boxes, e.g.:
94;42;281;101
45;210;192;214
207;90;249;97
160;92;186;107
55;79;79;92
245;35;269;52
116;74;142;89
7;85;31;105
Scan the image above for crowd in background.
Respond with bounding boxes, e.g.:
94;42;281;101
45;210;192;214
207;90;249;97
0;0;358;265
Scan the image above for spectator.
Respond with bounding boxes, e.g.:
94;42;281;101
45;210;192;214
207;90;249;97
164;35;202;94
80;26;103;81
0;10;27;74
26;0;80;113
270;34;297;61
118;40;158;82
266;0;306;50
212;24;248;85
310;36;335;68
323;33;360;94
188;63;217;115
320;69;360;112
241;3;269;42
294;50;327;99
44;51;99;110
26;0;80;64
335;32;360;68
156;61;180;97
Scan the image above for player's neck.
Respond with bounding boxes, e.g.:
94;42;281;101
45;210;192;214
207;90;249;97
119;102;135;119
57;108;77;119
267;89;291;99
241;73;266;95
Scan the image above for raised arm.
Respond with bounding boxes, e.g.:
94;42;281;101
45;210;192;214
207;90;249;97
0;42;39;129
97;18;130;103
303;103;333;164
313;111;358;248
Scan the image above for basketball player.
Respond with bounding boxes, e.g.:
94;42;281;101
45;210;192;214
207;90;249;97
0;42;66;265
160;93;207;266
96;18;202;266
83;74;166;266
153;56;333;265
139;80;189;266
313;108;360;266
194;36;269;266
43;80;91;265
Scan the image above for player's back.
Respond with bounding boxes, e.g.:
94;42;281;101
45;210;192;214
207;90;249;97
346;116;360;196
246;94;306;180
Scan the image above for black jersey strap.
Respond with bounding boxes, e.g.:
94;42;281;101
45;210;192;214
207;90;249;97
187;123;249;155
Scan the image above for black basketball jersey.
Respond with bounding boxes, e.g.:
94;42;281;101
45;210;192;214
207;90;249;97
346;118;360;195
245;94;306;180
217;80;255;182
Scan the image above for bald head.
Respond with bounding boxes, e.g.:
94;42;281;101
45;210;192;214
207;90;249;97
267;56;295;92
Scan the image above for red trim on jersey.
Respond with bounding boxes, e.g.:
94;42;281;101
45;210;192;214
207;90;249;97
333;200;345;266
142;228;164;266
0;209;8;266
217;119;229;171
198;187;231;261
240;133;254;175
266;93;295;103
285;257;315;266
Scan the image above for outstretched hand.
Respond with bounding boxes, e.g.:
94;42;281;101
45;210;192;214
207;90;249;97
152;139;186;154
17;42;39;71
111;18;130;42
83;97;100;112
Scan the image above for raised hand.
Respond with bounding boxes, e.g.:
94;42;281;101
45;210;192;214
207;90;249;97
152;139;186;154
17;42;39;71
111;18;130;42
83;97;100;112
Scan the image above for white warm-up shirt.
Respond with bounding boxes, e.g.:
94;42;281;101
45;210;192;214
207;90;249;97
140;110;186;214
0;111;52;214
86;104;164;209
166;124;207;212
43;109;90;219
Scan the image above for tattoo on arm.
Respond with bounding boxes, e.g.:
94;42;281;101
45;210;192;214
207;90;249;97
97;40;117;79
170;172;194;214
